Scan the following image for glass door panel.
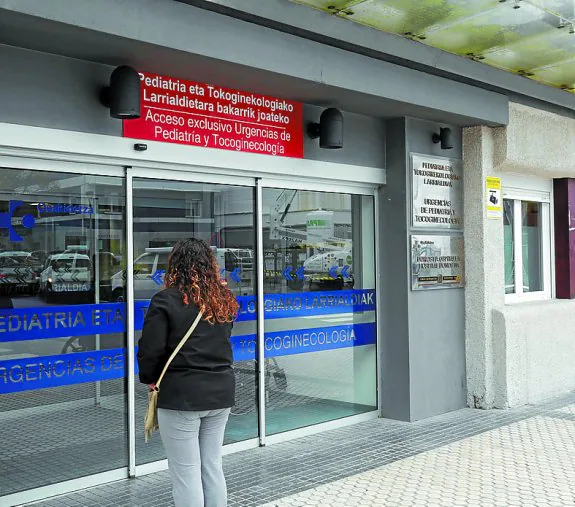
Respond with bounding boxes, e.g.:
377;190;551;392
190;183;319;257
261;188;377;435
0;169;127;497
131;178;258;466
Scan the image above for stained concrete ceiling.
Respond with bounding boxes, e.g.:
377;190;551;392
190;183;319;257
289;0;575;93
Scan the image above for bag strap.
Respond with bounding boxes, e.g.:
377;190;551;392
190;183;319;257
155;311;203;389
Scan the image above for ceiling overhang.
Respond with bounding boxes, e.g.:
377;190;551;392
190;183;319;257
290;0;575;94
179;0;575;115
0;0;509;126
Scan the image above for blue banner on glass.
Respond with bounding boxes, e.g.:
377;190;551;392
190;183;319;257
134;300;149;331
236;289;375;322
0;348;126;394
0;322;376;394
232;322;376;362
0;303;126;342
0;289;375;343
135;290;375;325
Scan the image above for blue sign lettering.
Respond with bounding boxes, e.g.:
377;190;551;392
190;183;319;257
0;303;125;341
0;201;35;242
283;266;293;281
0;322;376;394
0;289;376;342
0;348;126;394
37;203;94;215
236;289;376;322
0;201;94;242
295;266;305;281
230;268;241;283
232;322;376;362
151;269;165;286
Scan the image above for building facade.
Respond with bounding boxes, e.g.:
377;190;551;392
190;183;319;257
0;0;574;505
465;103;575;410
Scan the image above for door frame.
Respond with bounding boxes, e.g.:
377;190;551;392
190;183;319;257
128;169;381;476
128;167;260;476
0;158;129;507
0;121;386;499
257;178;381;447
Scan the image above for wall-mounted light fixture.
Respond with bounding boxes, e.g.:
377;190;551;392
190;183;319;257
432;127;453;150
100;65;141;119
307;108;344;149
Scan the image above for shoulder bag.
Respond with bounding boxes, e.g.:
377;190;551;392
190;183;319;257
144;311;203;442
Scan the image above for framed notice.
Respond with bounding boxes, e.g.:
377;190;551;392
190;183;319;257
411;235;464;290
123;71;303;158
486;176;502;220
411;154;463;230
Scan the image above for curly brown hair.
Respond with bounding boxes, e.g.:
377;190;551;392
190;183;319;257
164;238;239;323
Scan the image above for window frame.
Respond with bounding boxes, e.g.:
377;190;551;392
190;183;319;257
502;175;554;303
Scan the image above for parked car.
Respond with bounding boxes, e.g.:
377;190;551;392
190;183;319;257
39;253;92;302
0;252;40;296
111;247;169;302
110;246;254;301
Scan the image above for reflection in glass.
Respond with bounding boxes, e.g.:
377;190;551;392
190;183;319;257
132;179;258;465
503;199;515;294
0;169;127;497
522;201;543;293
262;189;377;435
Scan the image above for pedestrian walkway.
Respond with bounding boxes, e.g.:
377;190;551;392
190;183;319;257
262;404;575;506
27;394;575;507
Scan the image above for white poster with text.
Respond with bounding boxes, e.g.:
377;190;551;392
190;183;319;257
411;154;463;230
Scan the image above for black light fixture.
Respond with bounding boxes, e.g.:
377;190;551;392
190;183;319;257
308;108;344;149
432;127;453;150
100;65;141;119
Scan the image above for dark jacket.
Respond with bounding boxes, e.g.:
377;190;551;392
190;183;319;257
137;287;235;411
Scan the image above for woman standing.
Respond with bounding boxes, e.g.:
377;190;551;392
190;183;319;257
138;238;238;507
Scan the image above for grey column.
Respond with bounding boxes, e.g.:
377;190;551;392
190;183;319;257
380;118;467;421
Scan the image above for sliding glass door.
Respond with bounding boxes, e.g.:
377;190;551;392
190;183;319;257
128;173;378;465
129;172;259;467
0;163;378;505
0;167;128;497
260;187;377;435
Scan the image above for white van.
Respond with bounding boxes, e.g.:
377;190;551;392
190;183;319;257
39;253;92;302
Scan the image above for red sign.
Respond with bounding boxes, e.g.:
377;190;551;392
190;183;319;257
123;72;303;158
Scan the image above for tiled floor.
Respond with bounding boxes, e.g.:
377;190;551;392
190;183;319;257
262;413;575;506
23;393;575;507
0;377;371;497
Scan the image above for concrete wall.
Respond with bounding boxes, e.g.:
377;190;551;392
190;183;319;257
303;105;385;168
0;45;119;136
464;102;575;408
493;300;575;406
463;125;506;409
381;117;467;422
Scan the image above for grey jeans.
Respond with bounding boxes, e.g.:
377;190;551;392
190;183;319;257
158;408;231;507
